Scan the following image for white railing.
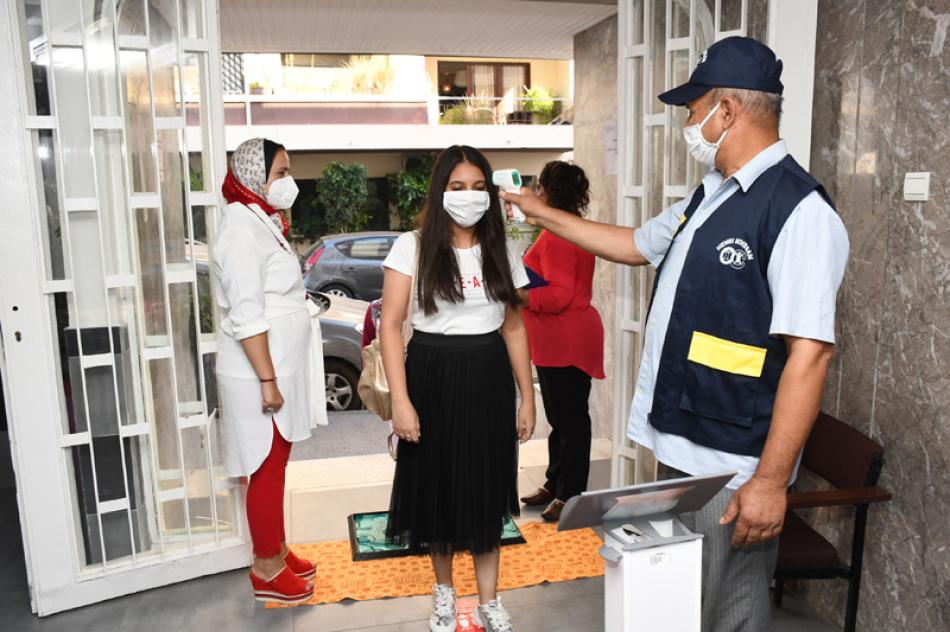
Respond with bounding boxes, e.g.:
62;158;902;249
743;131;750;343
216;93;573;126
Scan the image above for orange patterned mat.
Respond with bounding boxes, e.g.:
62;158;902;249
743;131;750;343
267;521;604;608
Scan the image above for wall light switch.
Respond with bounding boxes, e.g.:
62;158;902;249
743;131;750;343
903;172;931;202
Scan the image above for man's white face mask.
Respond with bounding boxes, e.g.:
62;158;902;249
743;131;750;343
683;101;728;167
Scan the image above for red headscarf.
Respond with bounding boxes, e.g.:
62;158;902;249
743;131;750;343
221;137;290;238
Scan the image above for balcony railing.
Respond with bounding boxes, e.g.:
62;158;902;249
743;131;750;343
209;94;573;127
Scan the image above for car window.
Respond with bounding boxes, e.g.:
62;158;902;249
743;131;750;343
335;240;353;257
348;237;393;260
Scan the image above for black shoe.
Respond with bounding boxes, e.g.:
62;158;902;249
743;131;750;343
520;487;555;506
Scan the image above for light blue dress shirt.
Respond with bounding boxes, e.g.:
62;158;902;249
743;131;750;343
629;140;849;489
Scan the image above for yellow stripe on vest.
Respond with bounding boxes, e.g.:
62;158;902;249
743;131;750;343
687;331;767;378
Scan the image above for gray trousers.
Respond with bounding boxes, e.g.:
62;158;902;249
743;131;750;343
658;463;779;632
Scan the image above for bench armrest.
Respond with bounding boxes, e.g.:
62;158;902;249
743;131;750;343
787;486;892;510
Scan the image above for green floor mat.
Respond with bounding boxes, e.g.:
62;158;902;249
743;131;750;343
347;511;526;561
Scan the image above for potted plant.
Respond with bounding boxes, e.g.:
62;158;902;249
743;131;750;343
248;80;264;95
523;86;556;124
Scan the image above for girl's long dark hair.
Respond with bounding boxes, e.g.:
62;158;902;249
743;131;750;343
416;145;520;316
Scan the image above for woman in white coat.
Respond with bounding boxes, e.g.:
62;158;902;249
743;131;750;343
214;137;316;604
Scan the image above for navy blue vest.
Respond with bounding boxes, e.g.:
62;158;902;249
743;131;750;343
647;155;834;457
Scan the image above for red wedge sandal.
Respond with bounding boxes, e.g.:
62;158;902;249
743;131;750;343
249;566;313;605
283;549;316;580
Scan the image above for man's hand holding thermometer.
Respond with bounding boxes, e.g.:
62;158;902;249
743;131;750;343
492;169;528;223
498;184;553;227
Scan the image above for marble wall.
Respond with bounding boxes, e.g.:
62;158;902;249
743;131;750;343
573;15;619;441
800;0;950;629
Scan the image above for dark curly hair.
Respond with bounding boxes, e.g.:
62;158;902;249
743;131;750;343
538;160;590;216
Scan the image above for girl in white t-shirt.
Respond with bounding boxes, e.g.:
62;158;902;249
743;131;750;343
380;145;535;632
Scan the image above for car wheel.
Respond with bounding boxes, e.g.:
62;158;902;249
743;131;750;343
324;359;361;411
321;284;354;298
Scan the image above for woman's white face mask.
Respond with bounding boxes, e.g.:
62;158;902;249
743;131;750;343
266;175;299;209
443;190;490;227
683;101;728;167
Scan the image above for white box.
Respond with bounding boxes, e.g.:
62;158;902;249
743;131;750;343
559;472;734;632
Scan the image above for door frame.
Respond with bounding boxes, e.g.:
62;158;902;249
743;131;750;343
0;0;249;616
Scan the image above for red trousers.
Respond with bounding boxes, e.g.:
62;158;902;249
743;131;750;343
247;421;291;557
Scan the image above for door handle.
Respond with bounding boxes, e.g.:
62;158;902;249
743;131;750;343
343;266;357;272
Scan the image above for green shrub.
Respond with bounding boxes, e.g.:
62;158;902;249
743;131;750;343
318;161;369;233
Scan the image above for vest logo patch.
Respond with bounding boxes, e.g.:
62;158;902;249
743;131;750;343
716;238;754;270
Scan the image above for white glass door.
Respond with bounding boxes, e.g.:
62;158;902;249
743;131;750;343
612;0;770;486
0;0;248;615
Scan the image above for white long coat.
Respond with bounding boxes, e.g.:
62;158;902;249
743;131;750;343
213;202;327;477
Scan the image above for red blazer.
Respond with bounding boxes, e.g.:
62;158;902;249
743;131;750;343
521;230;605;379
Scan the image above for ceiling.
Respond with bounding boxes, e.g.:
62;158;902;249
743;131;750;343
220;0;617;59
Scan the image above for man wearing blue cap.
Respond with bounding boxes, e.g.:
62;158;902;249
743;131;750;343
502;36;848;630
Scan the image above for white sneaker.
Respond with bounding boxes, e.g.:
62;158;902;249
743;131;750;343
473;597;515;632
429;583;457;632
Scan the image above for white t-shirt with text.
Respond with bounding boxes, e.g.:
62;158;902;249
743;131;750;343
382;231;529;335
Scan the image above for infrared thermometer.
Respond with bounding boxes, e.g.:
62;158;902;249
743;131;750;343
492;169;526;223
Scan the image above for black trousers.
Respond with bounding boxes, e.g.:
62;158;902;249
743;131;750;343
536;365;593;502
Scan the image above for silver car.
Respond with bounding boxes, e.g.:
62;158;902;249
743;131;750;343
311;292;369;411
302;231;401;300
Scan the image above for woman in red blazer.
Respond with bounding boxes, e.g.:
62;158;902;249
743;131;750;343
518;161;605;522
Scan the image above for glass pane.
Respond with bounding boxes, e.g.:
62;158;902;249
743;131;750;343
629;330;641;388
183;52;212;192
33;130;68;280
747;0;769;42
125;435;159;558
627;57;643;186
147;358;183;486
68;212;108;324
181;426;214;545
94;130;132;276
108;288;143;426
161;499;189;551
21;0;52;115
84;366;121;438
53;292;85;435
168;282;201;403
671;0;690;38
157;128;190;264
119;50;156;193
134;207;169;339
99;508;134;562
720;0;743;32
621;199;641;322
696;0;716;53
649;125;664;218
202;353;218;414
195;248;215;335
85;3;121;117
180;0;204;39
628;0;644;46
650;0;666;114
51;46;95;198
66;443;105;565
214;486;239;540
670;106;688;187
46;0;82;34
117;0;147;37
148;0;181;118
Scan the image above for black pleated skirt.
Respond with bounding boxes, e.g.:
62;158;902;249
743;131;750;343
386;330;520;556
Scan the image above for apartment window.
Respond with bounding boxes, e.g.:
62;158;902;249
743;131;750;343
437;61;530;101
281;53;351;68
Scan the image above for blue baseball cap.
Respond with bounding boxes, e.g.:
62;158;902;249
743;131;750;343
658;36;784;106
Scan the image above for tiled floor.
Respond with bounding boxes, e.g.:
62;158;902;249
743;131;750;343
0;423;841;632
